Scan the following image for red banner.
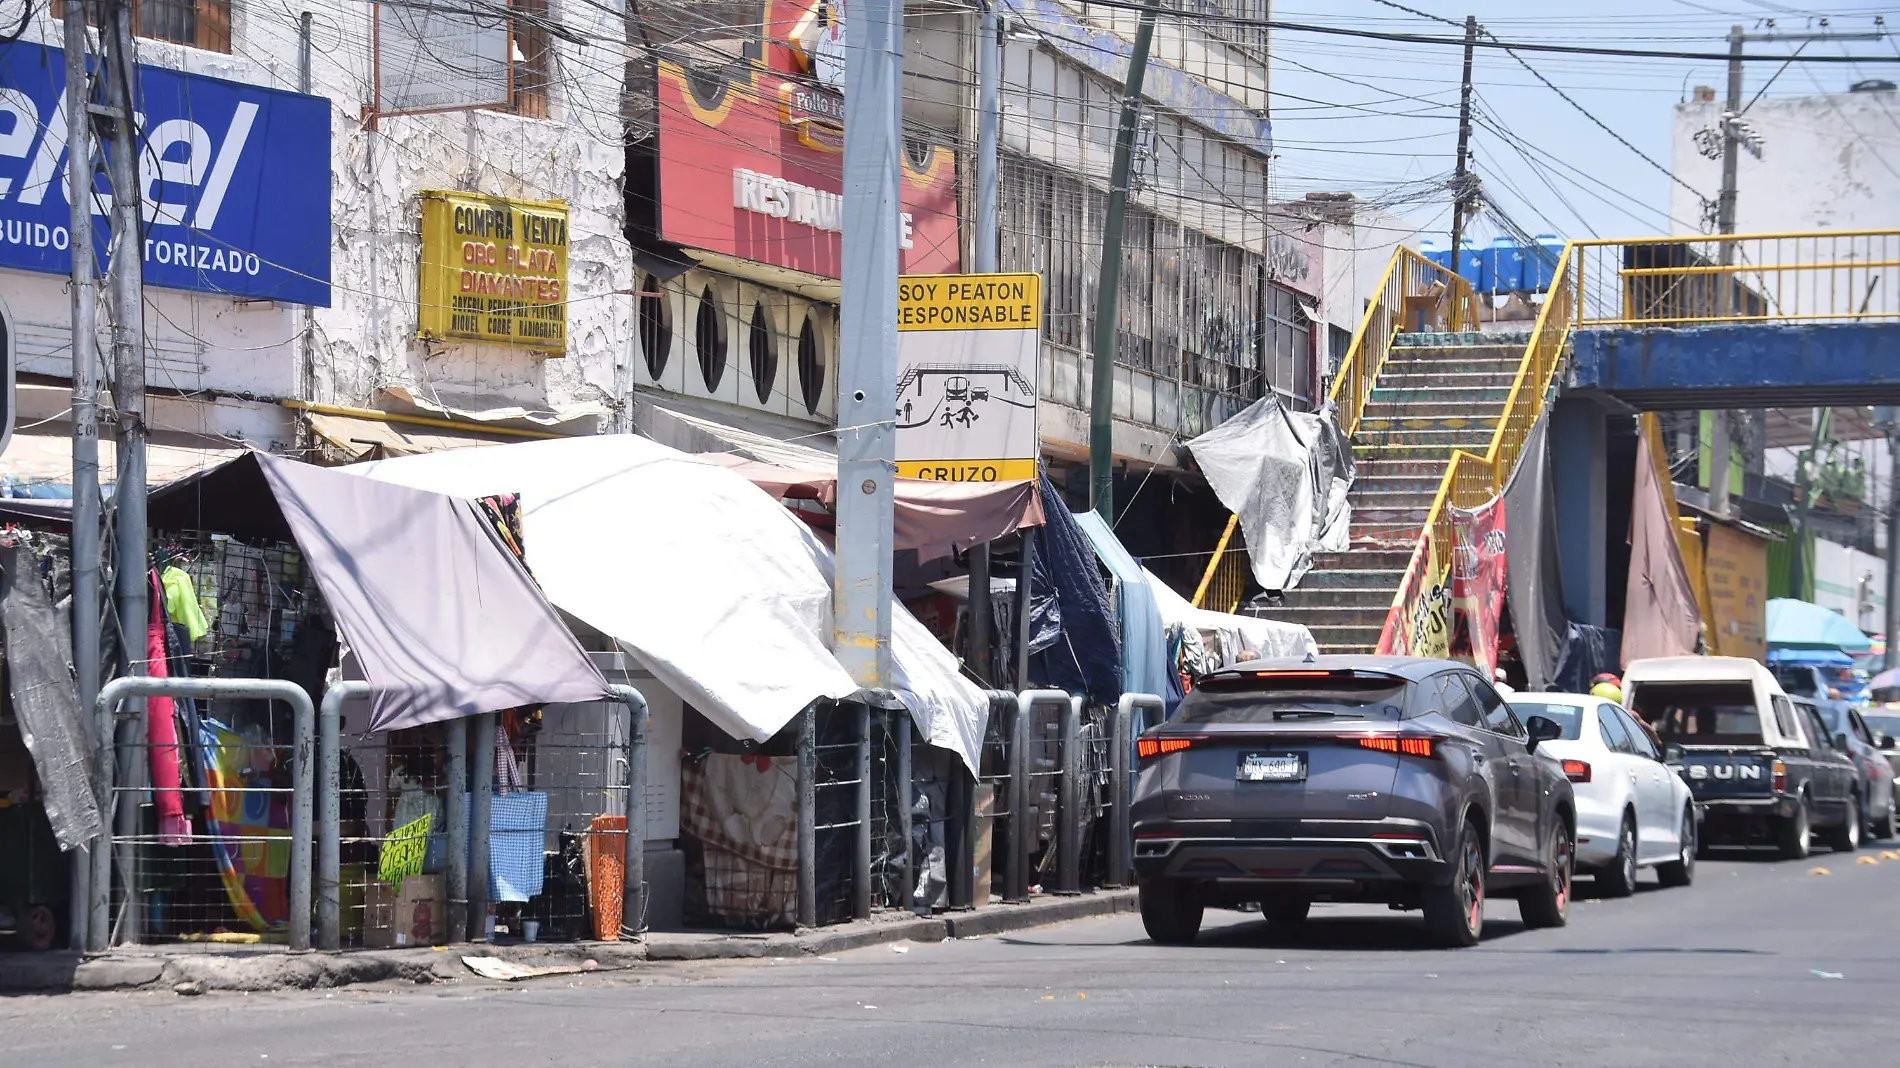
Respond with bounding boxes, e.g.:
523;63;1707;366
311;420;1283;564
653;12;960;280
1447;495;1508;677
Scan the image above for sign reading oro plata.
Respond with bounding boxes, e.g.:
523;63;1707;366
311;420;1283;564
894;273;1042;483
417;190;569;354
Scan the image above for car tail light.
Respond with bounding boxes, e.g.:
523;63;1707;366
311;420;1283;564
1358;735;1436;757
1772;759;1787;793
1560;759;1591;783
1137;737;1194;760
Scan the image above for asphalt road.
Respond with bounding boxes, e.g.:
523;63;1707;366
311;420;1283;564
7;847;1897;1068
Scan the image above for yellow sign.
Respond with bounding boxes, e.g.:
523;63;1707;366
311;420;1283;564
417;190;569;353
896;459;1040;482
897;273;1041;332
1705;523;1769;661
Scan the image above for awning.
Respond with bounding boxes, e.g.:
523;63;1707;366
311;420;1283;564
707;456;1044;562
1143;565;1318;665
352;434;991;774
1;428;244;495
304;410;545;460
636;396;836;468
148;452;611;731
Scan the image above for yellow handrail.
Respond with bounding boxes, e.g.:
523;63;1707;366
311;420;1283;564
1325;247;1482;438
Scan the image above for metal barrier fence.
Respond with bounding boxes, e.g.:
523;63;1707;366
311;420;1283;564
1327;246;1483;439
1566;229;1900;328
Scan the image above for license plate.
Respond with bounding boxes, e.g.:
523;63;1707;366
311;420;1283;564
1238;752;1305;782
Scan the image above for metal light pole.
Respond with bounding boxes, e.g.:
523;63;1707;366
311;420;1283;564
966;4;1002;686
63;0;104;955
1087;2;1160;524
834;0;904;689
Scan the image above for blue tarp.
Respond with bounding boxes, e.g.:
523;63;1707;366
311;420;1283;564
1766;647;1855;668
1027;478;1122;705
1072;510;1170;706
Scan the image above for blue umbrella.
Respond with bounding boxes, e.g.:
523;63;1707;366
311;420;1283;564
1765;598;1873;653
1766;647;1855;667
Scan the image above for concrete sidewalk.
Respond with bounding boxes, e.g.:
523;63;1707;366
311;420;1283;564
0;889;1136;994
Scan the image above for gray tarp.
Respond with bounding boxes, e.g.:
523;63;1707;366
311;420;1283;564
1186;396;1354;590
255;454;612;731
1;542;103;850
1502;416;1568;691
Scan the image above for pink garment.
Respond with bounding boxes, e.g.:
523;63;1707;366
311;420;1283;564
146;570;191;844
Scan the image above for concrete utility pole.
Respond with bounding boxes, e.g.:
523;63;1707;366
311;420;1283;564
1088;1;1160;524
1447;15;1478;263
834;0;903;688
100;0;149;946
63;0;103;955
968;2;1001;686
1888;430;1900;674
1787;408;1832;601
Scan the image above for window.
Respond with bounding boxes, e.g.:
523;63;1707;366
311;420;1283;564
1771;696;1803;744
1468;676;1522;737
1802;707;1835;753
1613;708;1660;760
1851;711;1876;747
695;287;727;391
1435;674;1485;729
55;0;231;52
1175;672;1408;724
1263;283;1314;409
1598;706;1632;753
748;302;777;404
638;275;671;381
796;315;824;414
1508;702;1583;740
1633;682;1767;747
510;0;553;118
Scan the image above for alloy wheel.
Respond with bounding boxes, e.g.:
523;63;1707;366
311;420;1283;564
1461;836;1485;936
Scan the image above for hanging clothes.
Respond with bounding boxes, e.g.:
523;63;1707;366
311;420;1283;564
495;722;523;795
146;570;191;844
160;565;210;643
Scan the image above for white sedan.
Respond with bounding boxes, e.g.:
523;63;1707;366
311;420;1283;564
1509;694;1699;896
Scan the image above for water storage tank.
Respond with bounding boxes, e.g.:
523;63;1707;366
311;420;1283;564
1486;236;1525;293
1457;238;1486;291
1419;238;1450;271
1523;233;1563;292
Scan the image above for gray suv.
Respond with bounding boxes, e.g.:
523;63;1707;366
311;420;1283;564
1132;656;1577;947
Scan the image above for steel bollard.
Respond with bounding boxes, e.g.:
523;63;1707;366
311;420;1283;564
1055;696;1083;895
609;685;649;938
854;704;872;920
1011;690;1070;902
1109;693;1165;889
469;712;494;941
94;677;316;951
445;715;468;944
796;705;817;927
316;681;369;951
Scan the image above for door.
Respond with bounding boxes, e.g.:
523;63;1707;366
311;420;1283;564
1458;673;1540;869
1610;704;1676;861
1798;705;1852;810
1594;705;1649;857
1433;673;1517;866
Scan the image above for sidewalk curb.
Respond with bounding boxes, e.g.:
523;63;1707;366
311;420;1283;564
0;889;1137;993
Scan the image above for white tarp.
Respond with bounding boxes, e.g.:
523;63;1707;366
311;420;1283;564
1185;395;1354;590
1143;566;1318;669
351;435;988;773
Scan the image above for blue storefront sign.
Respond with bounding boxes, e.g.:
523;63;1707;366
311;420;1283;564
0;41;331;306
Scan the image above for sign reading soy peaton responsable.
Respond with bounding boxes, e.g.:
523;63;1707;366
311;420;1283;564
417;191;568;354
895;273;1041;483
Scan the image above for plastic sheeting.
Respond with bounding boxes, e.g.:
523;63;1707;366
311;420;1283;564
1028;480;1122;706
0;542;102;851
1621;432;1702;666
355;436;989;774
1502;415;1569;692
1185;395;1354;590
1071;511;1169;703
1143;566;1318;667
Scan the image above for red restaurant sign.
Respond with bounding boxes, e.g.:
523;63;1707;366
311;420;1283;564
655;13;960;280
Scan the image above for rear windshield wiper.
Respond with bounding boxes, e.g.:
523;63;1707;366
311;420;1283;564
1273;707;1351;720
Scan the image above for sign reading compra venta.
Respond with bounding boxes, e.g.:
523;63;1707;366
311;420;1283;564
417;191;569;354
0;40;332;305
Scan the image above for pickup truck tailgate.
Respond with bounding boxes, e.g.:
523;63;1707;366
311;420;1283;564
1675;747;1777;801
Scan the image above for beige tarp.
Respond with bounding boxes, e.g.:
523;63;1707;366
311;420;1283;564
1621;429;1703;666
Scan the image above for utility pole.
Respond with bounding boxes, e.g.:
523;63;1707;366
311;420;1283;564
1886;421;1900;674
64;0;103;956
1088;2;1160;524
1447;15;1478;265
1708;25;1744;518
1787;408;1831;601
834;0;902;691
968;2;1001;686
100;0;149;946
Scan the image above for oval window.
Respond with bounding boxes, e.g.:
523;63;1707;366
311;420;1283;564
696;286;727;392
797;315;824;414
638;276;670;381
749;302;777;404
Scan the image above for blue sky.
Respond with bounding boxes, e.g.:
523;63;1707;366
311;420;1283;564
1267;1;1899;243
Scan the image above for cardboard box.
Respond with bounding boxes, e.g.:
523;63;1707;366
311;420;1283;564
364;873;445;949
971;784;994;908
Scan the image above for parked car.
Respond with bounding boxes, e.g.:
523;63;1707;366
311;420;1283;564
1803;702;1898;840
1624;657;1857;859
1790;699;1873;849
1130;656;1576;949
1861;711;1900;781
1505;694;1698;895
